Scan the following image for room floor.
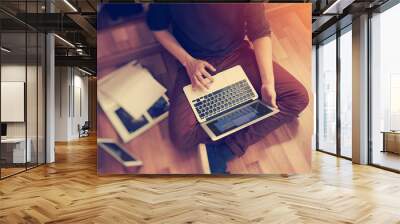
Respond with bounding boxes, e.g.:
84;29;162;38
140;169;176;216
1;162;43;178
0;167;25;178
372;150;400;171
0;135;399;223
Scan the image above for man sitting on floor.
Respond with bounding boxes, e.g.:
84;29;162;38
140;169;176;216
146;3;309;174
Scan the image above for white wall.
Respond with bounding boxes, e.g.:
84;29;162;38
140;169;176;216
1;65;26;139
55;67;69;141
54;67;89;141
1;65;36;137
1;64;46;164
72;73;89;138
1;65;26;81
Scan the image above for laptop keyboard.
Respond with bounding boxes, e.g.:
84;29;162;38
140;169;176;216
192;80;255;120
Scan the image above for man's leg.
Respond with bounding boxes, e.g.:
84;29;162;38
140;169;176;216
168;67;236;173
168;44;309;171
167;43;257;150
223;47;310;156
168;67;211;150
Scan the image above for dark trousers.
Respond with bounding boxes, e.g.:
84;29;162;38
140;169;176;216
168;42;309;156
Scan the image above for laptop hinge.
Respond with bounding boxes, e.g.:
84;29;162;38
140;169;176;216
205;99;254;122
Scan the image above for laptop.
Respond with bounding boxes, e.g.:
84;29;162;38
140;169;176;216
183;65;279;141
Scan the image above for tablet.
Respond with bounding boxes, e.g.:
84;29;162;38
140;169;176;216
98;139;142;167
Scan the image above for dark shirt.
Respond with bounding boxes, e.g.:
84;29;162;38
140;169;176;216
146;4;271;58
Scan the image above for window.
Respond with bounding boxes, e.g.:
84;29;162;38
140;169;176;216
317;36;337;154
312;45;317;150
339;27;352;158
370;2;400;171
0;1;47;179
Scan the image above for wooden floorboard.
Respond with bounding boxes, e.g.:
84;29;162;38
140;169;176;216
1;135;400;223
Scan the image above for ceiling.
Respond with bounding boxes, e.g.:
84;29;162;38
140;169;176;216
0;0;97;73
311;0;391;43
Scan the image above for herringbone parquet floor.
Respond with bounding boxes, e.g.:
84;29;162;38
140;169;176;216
1;135;400;223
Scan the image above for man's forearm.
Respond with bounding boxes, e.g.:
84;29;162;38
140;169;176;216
152;30;216;89
153;30;193;66
253;36;274;86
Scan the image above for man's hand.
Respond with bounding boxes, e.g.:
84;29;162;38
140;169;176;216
184;58;216;90
261;83;278;108
252;36;277;108
151;31;216;90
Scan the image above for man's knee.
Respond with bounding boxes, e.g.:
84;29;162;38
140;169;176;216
279;82;309;116
170;131;186;150
169;119;185;149
168;114;196;150
168;93;199;150
168;121;196;150
294;84;309;114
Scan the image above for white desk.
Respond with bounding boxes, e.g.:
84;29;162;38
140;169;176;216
1;138;31;163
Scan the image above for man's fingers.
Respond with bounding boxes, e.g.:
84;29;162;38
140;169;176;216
190;72;209;91
194;75;208;90
191;75;204;91
204;61;216;72
262;93;277;108
269;96;278;109
190;76;199;89
272;100;278;108
200;68;214;83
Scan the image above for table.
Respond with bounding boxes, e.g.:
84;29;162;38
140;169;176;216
382;131;400;154
1;138;32;163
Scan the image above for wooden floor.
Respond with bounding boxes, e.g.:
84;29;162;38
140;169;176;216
1;135;400;223
373;150;400;171
229;3;313;174
1;167;25;178
1;163;46;179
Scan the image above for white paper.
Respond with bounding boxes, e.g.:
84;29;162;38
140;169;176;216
97;89;116;110
98;90;169;143
99;61;166;118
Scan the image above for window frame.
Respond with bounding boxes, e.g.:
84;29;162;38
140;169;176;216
315;24;353;161
367;0;400;173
